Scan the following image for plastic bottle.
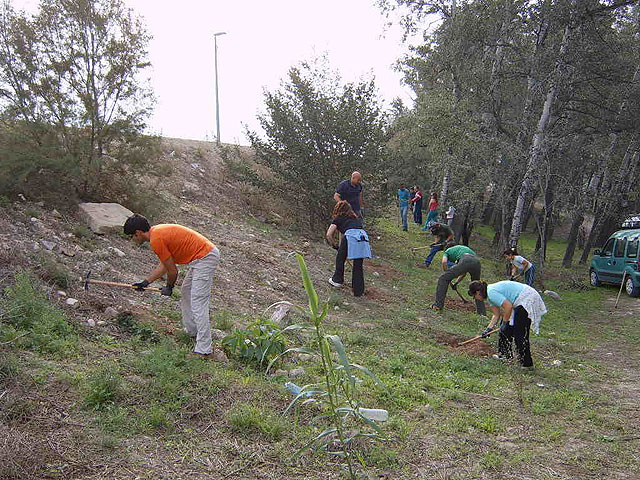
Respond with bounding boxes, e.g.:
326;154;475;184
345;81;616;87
357;408;389;422
284;381;302;396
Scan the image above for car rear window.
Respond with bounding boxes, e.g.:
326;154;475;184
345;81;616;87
627;239;639;258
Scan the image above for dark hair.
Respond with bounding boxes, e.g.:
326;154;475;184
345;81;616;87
429;222;441;233
503;247;518;256
467;280;488;299
123;214;150;235
332;200;357;219
430;192;438;202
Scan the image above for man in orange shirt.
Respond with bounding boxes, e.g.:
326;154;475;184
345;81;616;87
124;214;220;357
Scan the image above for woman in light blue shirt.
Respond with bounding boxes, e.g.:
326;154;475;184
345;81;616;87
468;280;547;368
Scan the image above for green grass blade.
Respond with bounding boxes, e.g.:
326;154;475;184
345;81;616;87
350;363;384;387
295;254;319;317
326;334;351;377
294;427;337;457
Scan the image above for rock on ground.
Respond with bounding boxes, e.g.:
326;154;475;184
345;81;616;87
78;203;133;234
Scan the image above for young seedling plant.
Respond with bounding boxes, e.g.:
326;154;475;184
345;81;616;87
267;254;386;479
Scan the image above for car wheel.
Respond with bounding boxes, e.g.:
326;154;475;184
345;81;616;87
625;276;639;297
590;269;601;287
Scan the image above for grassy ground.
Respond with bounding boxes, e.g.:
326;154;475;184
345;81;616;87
1;215;639;479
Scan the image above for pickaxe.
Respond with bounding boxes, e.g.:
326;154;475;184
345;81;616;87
83;270;162;293
457;327;501;346
450;280;469;304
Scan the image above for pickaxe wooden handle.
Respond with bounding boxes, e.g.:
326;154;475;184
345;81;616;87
450;281;469;303
86;279;162;292
457;327;501;346
83;271;162;292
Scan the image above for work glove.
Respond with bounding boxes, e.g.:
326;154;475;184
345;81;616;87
481;327;493;338
450;282;458;291
161;285;174;296
132;279;150;291
332;244;339;251
509;276;515;281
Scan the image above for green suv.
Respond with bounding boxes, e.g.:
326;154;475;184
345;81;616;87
590;228;640;297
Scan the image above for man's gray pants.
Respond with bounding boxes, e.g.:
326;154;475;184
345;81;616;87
434;254;486;315
181;247;220;354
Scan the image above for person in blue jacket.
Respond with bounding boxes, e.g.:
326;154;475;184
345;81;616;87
326;200;372;297
397;186;411;231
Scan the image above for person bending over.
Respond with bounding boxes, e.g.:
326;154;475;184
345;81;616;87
468;280;547;369
326;200;372;296
503;247;535;286
124;214;220;358
430;244;485;315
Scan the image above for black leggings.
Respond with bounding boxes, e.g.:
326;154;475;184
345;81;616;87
498;306;533;367
331;236;364;296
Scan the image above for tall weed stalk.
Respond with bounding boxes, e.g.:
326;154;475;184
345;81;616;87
269;254;385;479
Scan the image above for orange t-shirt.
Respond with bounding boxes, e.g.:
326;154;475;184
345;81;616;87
149;224;214;265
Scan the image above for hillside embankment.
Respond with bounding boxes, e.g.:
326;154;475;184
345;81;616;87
0;137;638;479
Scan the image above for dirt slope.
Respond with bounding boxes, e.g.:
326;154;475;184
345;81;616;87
0;137;396;345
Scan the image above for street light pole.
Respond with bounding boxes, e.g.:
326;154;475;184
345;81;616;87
213;31;227;145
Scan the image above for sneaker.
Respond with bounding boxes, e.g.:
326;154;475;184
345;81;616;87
491;354;504;360
188;352;212;360
328;278;343;287
428;303;442;312
520;364;534;370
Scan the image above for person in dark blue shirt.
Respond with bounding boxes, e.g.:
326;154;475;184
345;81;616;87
334;171;363;216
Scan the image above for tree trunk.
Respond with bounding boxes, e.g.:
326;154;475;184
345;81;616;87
562;208;584;268
440;166;450;213
510;22;571;247
579;136;639;263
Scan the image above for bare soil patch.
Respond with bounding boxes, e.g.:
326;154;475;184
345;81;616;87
434;331;495;357
364;286;391;301
366;261;405;280
443;297;477;313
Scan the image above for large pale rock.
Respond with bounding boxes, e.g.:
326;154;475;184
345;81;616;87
78;203;133;234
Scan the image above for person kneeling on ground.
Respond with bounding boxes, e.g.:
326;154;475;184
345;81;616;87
419;222;454;268
468;280;547;369
124;214;220;358
326;200;372;297
503;247;535;286
430;244;485;315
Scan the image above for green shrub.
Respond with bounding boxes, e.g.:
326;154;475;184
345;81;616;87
222;317;289;369
213;310;235;330
227;403;287;440
0;270;77;356
25;208;39;218
0;195;10;208
0;355;19;383
37;255;71;289
134;341;205;400
84;365;122;411
72;225;92;239
115;311;159;343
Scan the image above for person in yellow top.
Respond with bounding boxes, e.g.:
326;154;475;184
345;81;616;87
124;214;220;357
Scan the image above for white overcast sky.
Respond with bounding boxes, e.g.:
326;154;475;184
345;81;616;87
15;0;417;145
